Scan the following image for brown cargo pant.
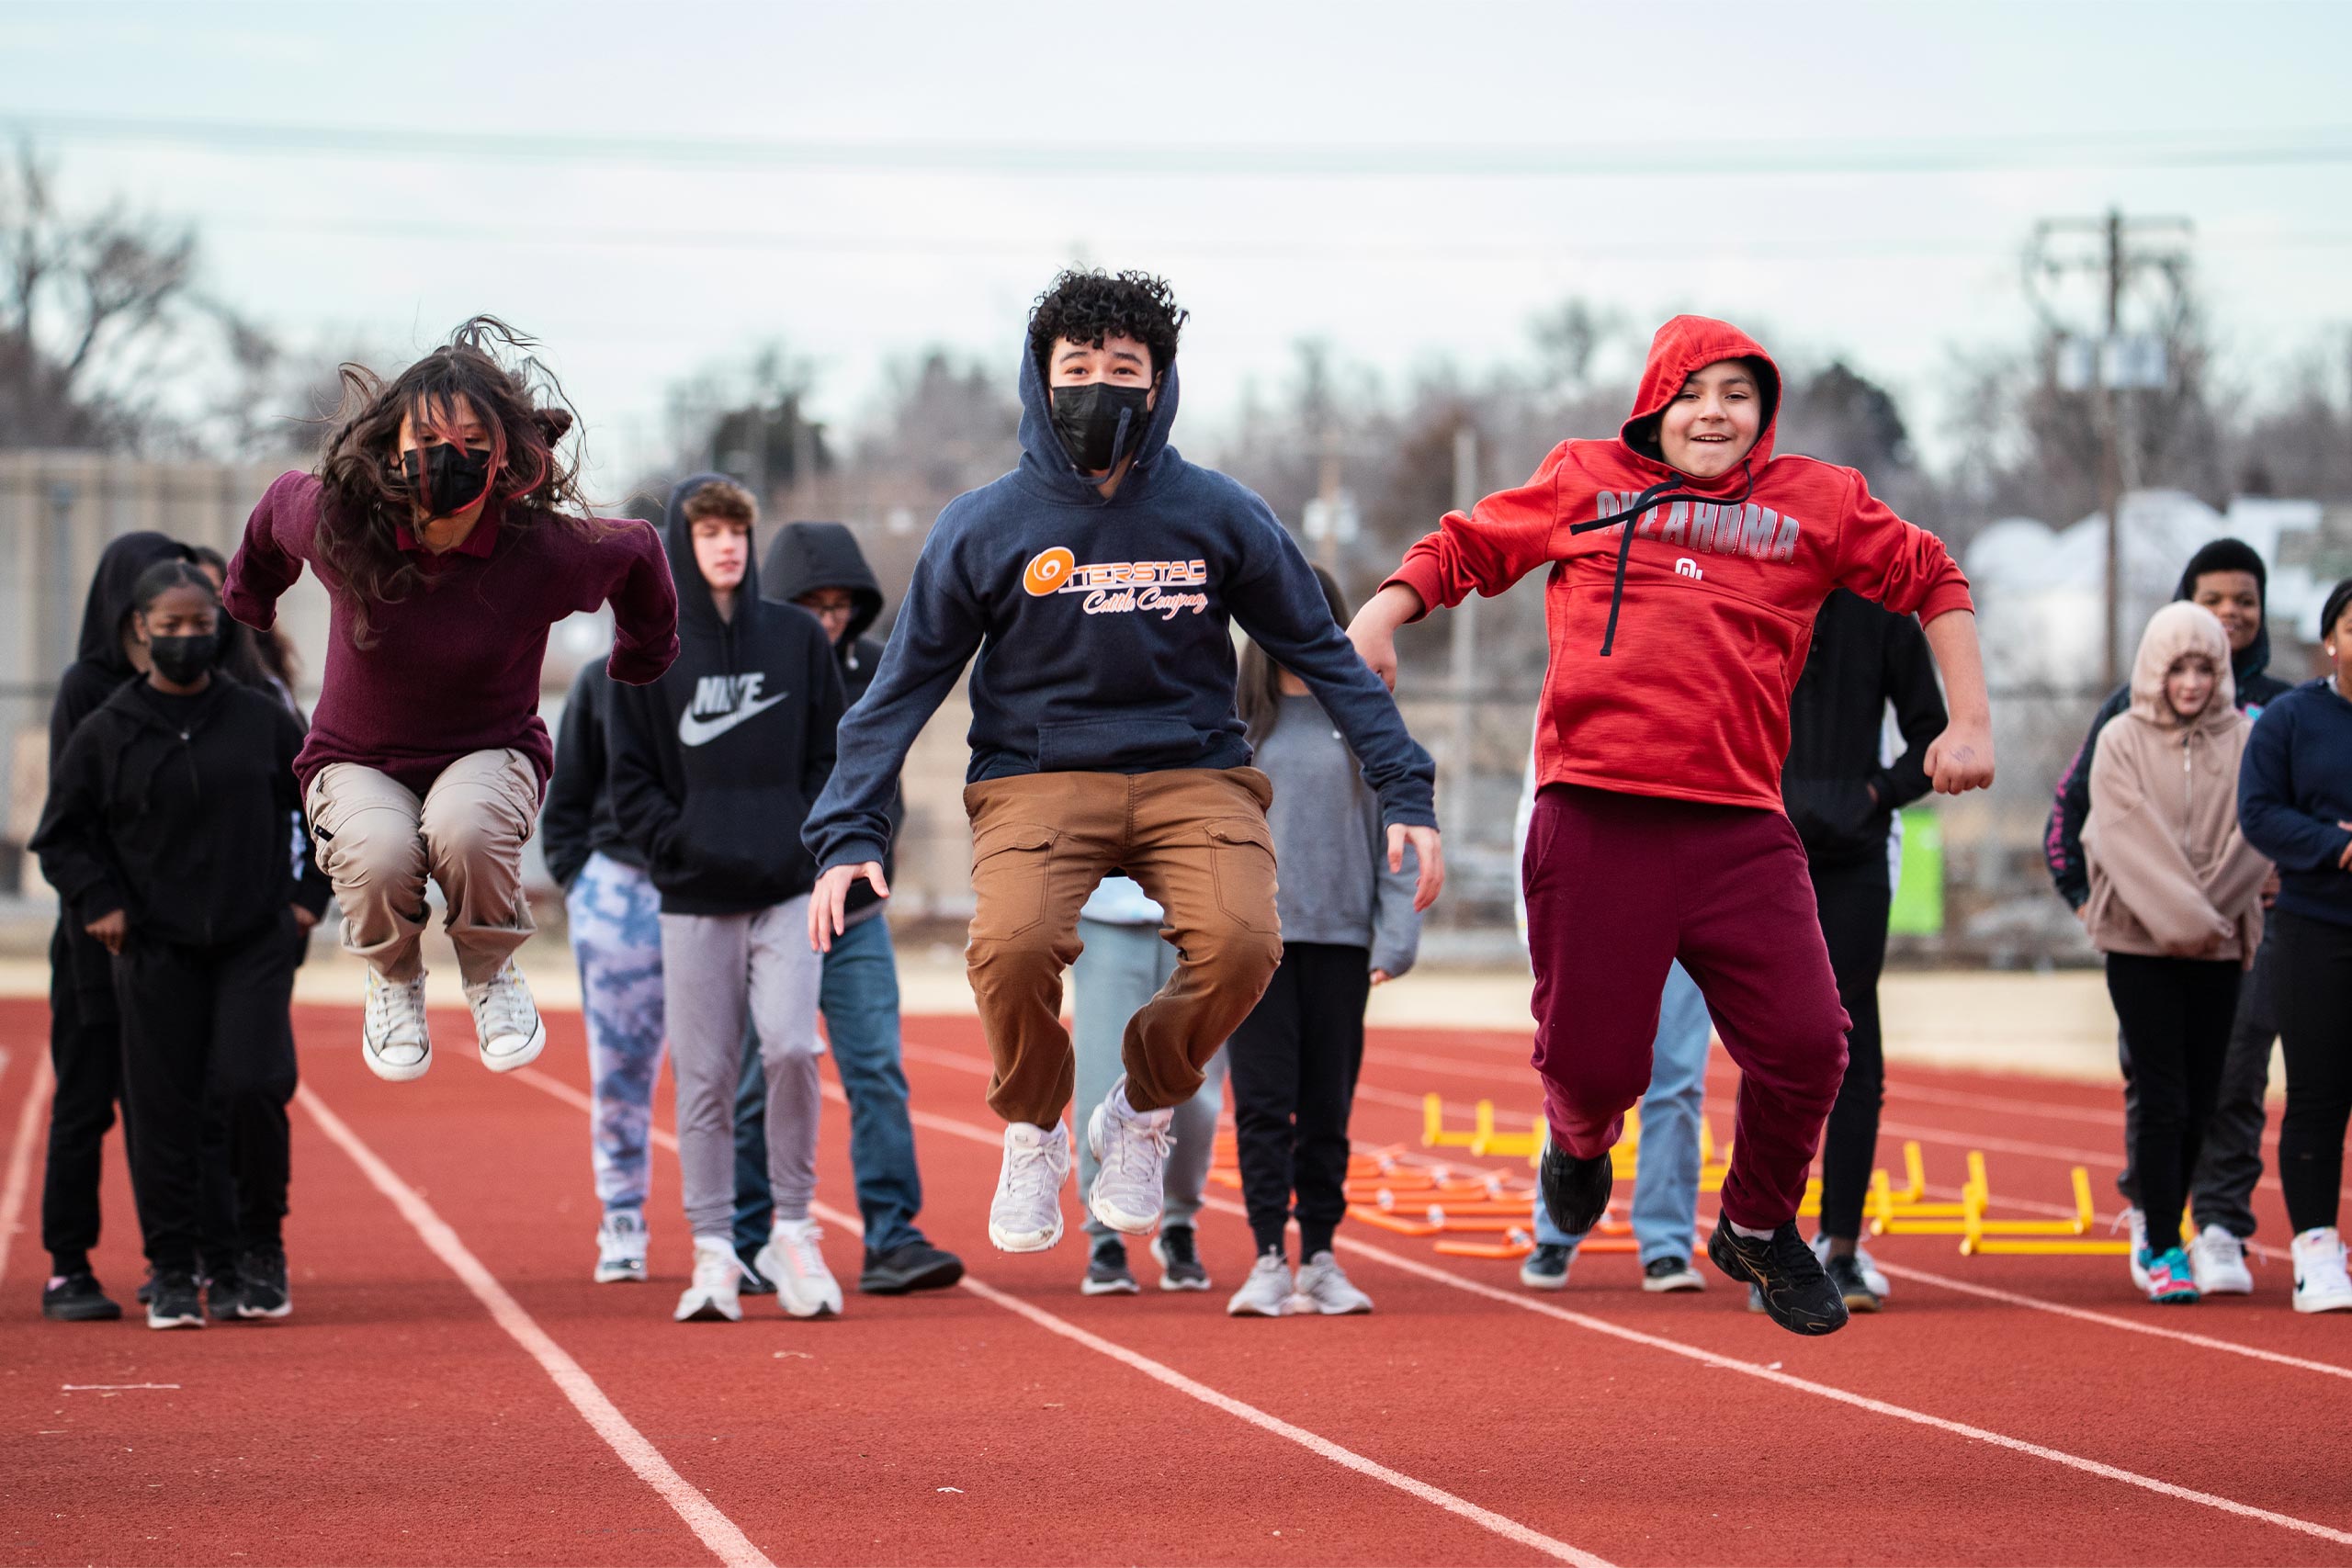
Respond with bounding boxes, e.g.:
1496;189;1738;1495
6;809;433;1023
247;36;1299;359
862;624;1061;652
966;767;1283;1126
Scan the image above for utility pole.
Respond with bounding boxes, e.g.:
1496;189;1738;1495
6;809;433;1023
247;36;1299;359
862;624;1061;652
1445;425;1479;848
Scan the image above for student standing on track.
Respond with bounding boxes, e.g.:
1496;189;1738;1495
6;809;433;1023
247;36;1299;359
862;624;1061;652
224;318;677;1084
2046;539;2290;1294
31;562;330;1329
2237;578;2352;1314
2083;602;2269;1305
803;269;1442;1257
1785;588;1947;1314
1223;567;1421;1319
37;532;195;1323
1351;316;1995;1336
606;477;845;1324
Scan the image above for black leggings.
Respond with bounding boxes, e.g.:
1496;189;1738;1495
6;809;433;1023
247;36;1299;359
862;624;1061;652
2104;953;2241;1255
1227;942;1371;1258
1813;854;1892;1242
2273;909;2352;1235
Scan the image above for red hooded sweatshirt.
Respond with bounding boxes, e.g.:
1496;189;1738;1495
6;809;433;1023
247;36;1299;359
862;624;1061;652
1384;316;1973;812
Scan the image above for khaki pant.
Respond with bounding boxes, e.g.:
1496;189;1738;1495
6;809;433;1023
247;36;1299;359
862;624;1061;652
966;768;1283;1125
305;750;539;987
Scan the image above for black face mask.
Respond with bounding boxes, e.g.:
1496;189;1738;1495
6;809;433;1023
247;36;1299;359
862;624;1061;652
401;444;496;519
148;633;216;687
1049;382;1152;473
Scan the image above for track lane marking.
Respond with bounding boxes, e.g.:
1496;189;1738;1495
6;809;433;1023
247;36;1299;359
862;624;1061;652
0;1048;51;1290
297;1085;775;1568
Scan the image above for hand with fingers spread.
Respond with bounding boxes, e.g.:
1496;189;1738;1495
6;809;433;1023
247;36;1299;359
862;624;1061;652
808;862;888;953
1386;822;1446;912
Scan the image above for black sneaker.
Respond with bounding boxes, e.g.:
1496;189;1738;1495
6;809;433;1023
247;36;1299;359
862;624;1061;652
1081;1236;1138;1295
1150;1225;1211;1292
136;1269;155;1306
1706;1215;1848;1337
206;1268;246;1322
235;1248;292;1320
146;1270;205;1330
1519;1243;1574;1291
40;1270;122;1323
1642;1254;1705;1292
736;1251;776;1296
858;1239;965;1295
1539;1144;1612;1235
1823;1250;1881;1314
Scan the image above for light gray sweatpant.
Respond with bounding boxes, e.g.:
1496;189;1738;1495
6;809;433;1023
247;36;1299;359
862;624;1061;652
662;897;822;1239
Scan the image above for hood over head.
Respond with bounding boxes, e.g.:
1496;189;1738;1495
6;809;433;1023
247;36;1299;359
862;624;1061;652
1015;343;1181;505
762;522;882;645
1620;315;1782;482
74;531;195;675
2129;601;2238;732
662;471;757;635
2172;536;2273;689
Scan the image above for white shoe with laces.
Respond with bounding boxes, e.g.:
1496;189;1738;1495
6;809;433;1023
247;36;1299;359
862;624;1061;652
1086;1076;1173;1235
1295;1250;1374;1314
2119;1208;2152;1292
361;969;432;1082
2190;1224;2254;1296
594;1210;649;1283
466;960;546;1073
2290;1227;2352;1314
756;1218;843;1319
673;1235;745;1323
1227;1251;1296;1317
988;1121;1071;1253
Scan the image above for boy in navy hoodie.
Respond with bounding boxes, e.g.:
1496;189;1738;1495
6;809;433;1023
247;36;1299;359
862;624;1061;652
804;270;1442;1256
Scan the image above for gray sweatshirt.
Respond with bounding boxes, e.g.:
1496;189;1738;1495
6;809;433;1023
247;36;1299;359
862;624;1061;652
1256;693;1420;978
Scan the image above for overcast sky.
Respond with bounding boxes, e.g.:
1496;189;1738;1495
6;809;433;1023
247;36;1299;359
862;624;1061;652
6;0;2348;497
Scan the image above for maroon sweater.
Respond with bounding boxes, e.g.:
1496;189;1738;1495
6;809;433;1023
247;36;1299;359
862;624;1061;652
224;470;679;796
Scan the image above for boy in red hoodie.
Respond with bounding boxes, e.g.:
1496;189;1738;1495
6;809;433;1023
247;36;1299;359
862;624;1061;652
1351;317;1994;1335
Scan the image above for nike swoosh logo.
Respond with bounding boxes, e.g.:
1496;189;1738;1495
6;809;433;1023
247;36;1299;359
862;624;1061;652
677;693;788;747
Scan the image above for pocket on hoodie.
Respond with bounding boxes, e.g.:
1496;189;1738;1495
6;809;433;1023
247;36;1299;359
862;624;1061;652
969;821;1057;942
1035;716;1216;773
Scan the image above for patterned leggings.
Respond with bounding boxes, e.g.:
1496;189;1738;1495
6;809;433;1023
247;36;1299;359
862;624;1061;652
566;852;666;1215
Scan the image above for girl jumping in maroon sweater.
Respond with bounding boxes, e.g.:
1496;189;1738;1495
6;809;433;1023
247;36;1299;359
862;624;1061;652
226;319;679;1083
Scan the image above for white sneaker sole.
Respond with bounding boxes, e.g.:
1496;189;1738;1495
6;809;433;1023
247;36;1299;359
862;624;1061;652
479;1014;547;1074
2196;1269;2254;1296
754;1240;842;1319
1080;1275;1140;1296
594;1262;648;1284
147;1309;204;1330
673;1293;741;1323
1085;1102;1165;1236
1227;1295;1292;1318
989;1214;1065;1253
362;1038;431;1083
1519;1269;1569;1292
1295;1294;1373;1315
235;1298;292;1320
1643;1269;1705;1293
2293;1287;2352;1314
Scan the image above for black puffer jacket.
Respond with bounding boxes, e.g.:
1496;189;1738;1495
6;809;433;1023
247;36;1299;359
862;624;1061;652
1782;589;1947;866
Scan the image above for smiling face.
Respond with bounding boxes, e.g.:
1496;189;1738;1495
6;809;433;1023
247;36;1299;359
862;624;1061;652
2189;570;2262;655
2165;649;2218;722
1658;360;1763;479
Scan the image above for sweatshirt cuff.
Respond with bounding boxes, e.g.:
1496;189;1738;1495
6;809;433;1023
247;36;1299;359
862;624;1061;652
74;883;125;925
607;637;679;687
1916;581;1975;625
821;837;889;874
1380;558;1450;623
222;583;275;632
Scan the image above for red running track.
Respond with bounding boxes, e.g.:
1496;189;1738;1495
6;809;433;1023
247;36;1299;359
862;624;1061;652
4;996;2351;1566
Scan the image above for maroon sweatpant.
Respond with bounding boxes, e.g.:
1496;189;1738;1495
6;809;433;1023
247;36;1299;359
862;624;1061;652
1523;784;1851;1231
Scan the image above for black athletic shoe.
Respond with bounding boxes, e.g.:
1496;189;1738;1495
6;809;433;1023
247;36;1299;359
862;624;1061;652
1539;1144;1612;1236
1150;1225;1211;1291
859;1239;965;1295
1081;1236;1139;1295
205;1268;245;1322
136;1269;155;1306
235;1248;291;1320
146;1270;205;1330
1706;1216;1848;1336
1823;1250;1881;1314
41;1270;122;1323
1519;1244;1574;1291
735;1251;776;1296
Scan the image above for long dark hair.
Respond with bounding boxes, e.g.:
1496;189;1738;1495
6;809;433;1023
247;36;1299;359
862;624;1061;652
312;316;591;647
1238;564;1351;744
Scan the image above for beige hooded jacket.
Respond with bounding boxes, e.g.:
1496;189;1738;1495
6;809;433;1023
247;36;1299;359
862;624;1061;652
2084;602;2271;961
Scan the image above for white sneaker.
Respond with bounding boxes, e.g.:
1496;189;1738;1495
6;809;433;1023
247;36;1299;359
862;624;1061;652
1227;1251;1296;1317
756;1218;843;1319
1085;1076;1172;1235
1295;1250;1374;1314
465;961;546;1073
2120;1208;2152;1292
361;969;432;1081
673;1235;744;1323
1811;1234;1888;1301
2290;1227;2352;1314
594;1211;648;1283
2189;1224;2254;1296
988;1121;1071;1253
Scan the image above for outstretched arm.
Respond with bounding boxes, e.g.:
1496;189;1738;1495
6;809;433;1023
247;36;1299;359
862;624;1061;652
221;471;316;633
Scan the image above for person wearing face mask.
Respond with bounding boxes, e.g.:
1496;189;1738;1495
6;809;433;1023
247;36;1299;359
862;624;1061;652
2083;603;2269;1305
802;269;1442;1261
31;563;332;1329
223;318;678;1084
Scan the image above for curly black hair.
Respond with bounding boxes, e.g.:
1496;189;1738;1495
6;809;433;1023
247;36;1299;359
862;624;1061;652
2323;577;2352;645
1027;269;1186;378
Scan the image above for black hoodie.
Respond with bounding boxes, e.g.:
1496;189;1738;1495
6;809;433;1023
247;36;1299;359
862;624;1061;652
50;531;197;768
605;474;846;917
540;659;643;894
1782;589;1948;866
2044;537;2293;910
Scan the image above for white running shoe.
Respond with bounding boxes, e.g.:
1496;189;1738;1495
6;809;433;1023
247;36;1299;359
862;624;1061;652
673;1235;745;1323
361;969;432;1081
988;1121;1072;1252
2290;1227;2352;1314
1227;1251;1295;1317
1810;1234;1888;1301
1295;1250;1374;1314
757;1218;843;1319
2189;1224;2254;1296
2120;1208;2152;1292
594;1211;649;1284
466;960;546;1073
1086;1076;1173;1235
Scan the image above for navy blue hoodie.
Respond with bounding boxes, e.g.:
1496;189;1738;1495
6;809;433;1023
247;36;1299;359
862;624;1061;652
2239;678;2352;930
605;474;845;916
802;348;1436;874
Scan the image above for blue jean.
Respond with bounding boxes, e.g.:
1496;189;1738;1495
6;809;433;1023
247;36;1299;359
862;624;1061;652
565;853;666;1217
734;913;925;1257
1534;959;1711;1264
1071;919;1227;1244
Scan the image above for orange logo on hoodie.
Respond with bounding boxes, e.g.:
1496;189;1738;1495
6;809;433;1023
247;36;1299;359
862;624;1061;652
1023;547;1077;596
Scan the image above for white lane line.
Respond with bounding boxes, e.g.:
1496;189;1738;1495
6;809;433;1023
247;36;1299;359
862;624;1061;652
0;1049;51;1290
514;1066;1605;1568
297;1086;774;1568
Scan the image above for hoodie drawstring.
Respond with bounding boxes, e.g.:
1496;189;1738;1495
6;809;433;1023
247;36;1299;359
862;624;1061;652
1566;462;1758;658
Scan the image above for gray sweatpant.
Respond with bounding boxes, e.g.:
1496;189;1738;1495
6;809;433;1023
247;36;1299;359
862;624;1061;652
662;897;822;1239
1072;918;1227;1244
